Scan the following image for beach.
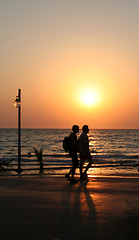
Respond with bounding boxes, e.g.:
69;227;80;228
0;176;139;240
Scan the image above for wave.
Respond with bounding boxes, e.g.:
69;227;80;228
92;153;139;160
0;153;139;162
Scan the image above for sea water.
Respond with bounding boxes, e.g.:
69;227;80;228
0;129;139;177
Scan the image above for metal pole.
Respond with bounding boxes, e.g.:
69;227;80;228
18;89;21;172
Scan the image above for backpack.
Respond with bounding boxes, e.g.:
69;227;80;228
62;136;70;152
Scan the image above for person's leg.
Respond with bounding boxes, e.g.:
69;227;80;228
65;151;74;180
71;167;75;179
70;152;78;183
71;152;78;179
80;155;85;179
65;169;72;180
84;154;93;174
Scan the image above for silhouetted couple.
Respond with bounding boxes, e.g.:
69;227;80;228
65;125;93;183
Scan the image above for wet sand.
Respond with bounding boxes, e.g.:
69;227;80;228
0;176;139;240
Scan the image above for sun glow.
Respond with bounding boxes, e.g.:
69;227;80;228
79;89;99;107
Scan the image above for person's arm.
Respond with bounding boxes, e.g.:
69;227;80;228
81;134;89;155
85;135;90;154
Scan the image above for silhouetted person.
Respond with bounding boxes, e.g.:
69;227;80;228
65;125;79;183
79;125;93;180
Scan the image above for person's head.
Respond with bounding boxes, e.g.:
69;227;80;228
72;125;79;133
82;125;89;133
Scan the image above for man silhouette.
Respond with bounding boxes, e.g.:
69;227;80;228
65;125;79;183
79;125;93;180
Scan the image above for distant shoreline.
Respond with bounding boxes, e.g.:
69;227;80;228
0;128;139;130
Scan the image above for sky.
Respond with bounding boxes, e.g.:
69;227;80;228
0;0;139;129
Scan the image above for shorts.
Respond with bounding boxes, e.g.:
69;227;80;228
80;153;92;165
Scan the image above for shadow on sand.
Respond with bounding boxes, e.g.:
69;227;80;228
55;181;97;240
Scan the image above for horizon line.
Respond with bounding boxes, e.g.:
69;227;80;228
0;127;139;130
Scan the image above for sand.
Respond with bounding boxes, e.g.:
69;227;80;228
0;176;139;240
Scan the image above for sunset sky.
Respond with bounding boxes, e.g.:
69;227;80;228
0;0;139;129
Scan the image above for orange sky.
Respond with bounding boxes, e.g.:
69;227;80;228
0;1;139;129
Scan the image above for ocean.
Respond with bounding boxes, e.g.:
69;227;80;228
0;129;139;177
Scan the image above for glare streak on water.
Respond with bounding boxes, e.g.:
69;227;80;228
0;129;139;177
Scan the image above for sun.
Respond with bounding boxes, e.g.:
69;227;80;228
79;89;99;107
